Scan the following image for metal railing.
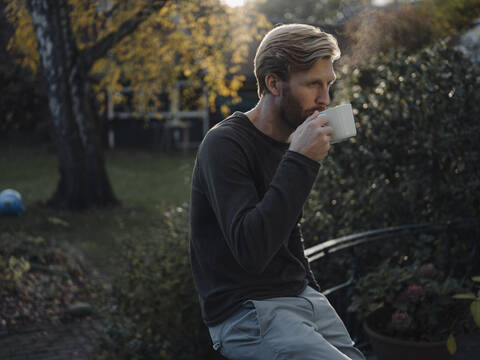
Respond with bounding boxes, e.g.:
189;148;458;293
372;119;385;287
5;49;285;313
303;217;479;345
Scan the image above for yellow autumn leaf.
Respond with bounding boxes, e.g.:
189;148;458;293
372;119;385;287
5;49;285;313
453;293;476;300
220;105;230;116
446;333;457;355
471;300;480;328
47;216;70;227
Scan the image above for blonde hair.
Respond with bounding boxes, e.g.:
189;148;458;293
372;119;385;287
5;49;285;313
254;24;341;98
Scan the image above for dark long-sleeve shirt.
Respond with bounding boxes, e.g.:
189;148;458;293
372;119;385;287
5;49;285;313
189;112;321;326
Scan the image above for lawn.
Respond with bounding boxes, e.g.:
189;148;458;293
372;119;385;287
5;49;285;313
0;143;196;277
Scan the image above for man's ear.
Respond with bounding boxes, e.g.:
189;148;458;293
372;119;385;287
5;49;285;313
265;73;282;96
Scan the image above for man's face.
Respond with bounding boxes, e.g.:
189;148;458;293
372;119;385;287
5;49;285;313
277;58;336;130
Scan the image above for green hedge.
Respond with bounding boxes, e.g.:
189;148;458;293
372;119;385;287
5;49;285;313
303;40;480;247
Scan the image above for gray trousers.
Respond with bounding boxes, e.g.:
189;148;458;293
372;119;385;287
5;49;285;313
208;286;366;360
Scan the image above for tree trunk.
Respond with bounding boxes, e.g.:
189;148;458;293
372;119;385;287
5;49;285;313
26;0;118;210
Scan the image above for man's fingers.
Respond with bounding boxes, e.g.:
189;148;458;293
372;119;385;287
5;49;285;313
303;110;321;124
320;125;333;136
315;114;329;127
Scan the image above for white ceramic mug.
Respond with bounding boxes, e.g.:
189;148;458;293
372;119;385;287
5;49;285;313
321;104;357;144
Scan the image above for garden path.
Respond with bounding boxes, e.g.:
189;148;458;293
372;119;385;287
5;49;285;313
0;317;103;360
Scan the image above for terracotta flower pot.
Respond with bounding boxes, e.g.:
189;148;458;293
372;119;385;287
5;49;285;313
363;320;451;360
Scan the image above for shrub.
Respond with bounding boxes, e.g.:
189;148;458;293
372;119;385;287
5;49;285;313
342;1;480;63
425;0;480;37
303;40;480;246
302;40;480;293
348;260;468;342
343;4;436;62
95;203;217;360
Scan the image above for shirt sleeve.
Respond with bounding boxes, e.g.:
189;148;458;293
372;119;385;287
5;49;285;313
197;128;320;275
290;222;321;291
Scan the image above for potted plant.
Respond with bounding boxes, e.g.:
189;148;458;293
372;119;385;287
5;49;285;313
348;261;473;360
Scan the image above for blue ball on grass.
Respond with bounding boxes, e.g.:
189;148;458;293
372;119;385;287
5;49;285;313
0;189;26;216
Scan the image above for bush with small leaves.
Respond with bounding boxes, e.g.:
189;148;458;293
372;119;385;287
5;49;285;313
95;203;218;360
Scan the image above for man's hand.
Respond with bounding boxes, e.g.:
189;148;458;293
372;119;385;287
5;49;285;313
289;111;333;163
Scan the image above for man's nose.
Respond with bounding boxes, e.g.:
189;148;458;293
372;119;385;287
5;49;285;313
316;87;330;106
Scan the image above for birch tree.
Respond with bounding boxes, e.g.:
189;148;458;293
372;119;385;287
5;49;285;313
6;0;269;210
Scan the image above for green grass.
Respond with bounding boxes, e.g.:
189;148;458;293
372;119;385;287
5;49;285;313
0;143;196;276
107;148;194;211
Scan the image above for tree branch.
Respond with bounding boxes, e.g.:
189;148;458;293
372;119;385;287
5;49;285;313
82;0;169;71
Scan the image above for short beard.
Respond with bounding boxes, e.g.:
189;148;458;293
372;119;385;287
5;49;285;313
279;86;308;131
279;106;299;131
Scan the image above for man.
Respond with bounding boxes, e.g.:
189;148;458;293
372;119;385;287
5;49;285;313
189;24;365;360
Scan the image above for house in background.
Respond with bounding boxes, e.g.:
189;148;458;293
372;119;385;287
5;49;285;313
107;81;209;153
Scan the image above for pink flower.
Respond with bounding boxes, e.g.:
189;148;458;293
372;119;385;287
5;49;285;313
419;263;437;278
392;310;412;331
406;284;424;303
